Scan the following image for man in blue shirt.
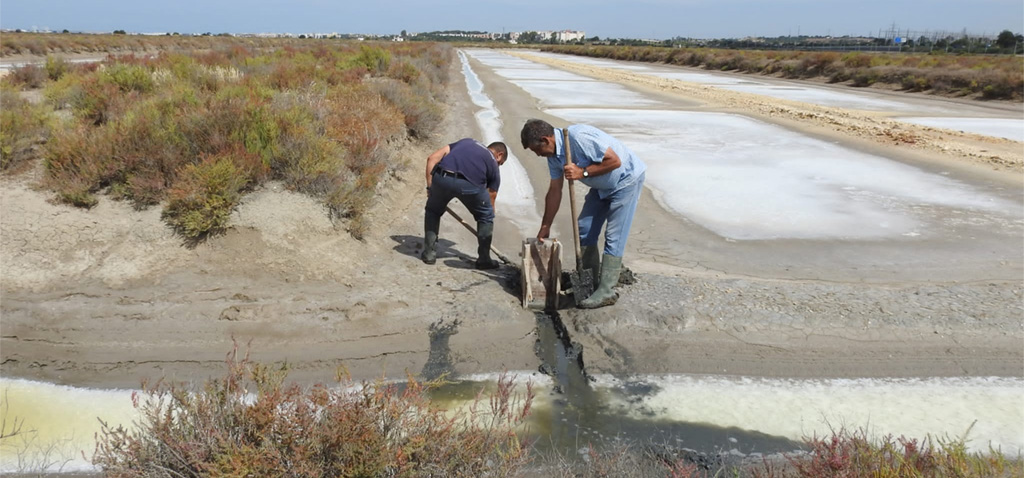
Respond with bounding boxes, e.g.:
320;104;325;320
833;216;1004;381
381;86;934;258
520;119;646;309
422;138;508;269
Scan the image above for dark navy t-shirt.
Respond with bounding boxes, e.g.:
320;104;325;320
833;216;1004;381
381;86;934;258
437;138;501;191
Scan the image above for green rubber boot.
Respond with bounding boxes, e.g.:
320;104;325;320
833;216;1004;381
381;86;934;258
475;221;499;270
421;230;437;264
421;211;440;265
580;245;601;285
579;254;622;309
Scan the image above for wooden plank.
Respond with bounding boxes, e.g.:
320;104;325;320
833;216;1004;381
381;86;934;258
521;238;561;310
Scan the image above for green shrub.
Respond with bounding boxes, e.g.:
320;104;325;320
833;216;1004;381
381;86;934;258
828;69;852;83
163;148;262;238
353;45;392;75
68;76;122;124
33;42;451;239
99;63;154;93
284;134;349;198
44;56;69;81
238;103;281;164
901;75;931;92
798;52;840;76
982;83;1015;99
0;86;51;171
43;125;118;208
841;52;873;69
42;71;83;109
851;70;878;87
94;347;535;477
371;78;443;138
387;59;421;84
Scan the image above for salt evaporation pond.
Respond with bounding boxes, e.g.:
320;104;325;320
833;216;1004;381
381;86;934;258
549;108;1021;240
465;50;1020;241
519;50;1019;135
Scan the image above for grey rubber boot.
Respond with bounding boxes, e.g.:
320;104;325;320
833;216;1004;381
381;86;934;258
421;211;440;265
475;221;499;270
579;254;622;309
580;245;601;285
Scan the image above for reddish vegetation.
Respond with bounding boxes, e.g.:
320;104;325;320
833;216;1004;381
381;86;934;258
2;40;450;239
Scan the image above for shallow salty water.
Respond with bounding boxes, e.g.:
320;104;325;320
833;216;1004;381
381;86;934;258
2;374;1021;473
509;50;1021;138
550;108;1021;240
464;49;1023;242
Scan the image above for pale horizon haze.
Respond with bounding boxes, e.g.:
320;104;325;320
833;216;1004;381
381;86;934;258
1;0;1022;40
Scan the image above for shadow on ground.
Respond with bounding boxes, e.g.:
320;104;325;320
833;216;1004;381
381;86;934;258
390;234;523;300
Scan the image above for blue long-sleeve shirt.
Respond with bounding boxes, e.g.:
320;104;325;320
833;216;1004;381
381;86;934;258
546;125;646;199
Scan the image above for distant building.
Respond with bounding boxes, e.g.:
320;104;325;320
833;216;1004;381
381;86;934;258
555;30;585;42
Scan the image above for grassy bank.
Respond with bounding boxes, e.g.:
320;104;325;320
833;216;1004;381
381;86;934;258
1;40;450;240
0;32;302;57
540;45;1024;101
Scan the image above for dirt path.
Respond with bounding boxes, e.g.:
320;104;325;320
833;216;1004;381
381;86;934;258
1;50;1021;391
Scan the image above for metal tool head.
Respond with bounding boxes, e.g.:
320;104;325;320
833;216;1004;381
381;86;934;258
569;267;595;305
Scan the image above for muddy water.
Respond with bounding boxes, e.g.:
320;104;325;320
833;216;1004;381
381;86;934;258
523;311;802;457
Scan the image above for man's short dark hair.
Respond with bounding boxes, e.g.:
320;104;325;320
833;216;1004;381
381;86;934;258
487;141;507;157
521;119;554;149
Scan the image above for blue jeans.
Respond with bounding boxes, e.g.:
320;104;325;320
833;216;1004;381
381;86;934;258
578;172;645;257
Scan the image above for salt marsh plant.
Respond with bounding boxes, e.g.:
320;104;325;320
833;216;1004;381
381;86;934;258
0;85;51;172
94;346;535;477
543;45;1024;100
753;426;1017;478
3;40;452;239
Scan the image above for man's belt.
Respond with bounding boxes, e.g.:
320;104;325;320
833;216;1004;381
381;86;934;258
433;166;467;180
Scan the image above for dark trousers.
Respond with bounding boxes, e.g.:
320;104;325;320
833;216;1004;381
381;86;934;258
424;172;495;260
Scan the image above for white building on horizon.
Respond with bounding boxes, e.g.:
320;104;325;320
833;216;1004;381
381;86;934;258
555;30;586;42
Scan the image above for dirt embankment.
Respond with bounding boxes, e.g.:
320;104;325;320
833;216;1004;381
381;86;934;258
0;57;540;388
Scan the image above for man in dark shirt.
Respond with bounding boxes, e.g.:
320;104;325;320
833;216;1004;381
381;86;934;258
422;138;508;269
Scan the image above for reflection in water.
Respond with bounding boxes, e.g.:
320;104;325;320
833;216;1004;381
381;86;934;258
0;379;138;474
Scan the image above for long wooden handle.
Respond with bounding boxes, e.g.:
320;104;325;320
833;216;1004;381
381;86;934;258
444;206;513;265
563;128;583;270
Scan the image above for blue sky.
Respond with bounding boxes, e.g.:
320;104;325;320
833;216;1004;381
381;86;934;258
2;0;1021;39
